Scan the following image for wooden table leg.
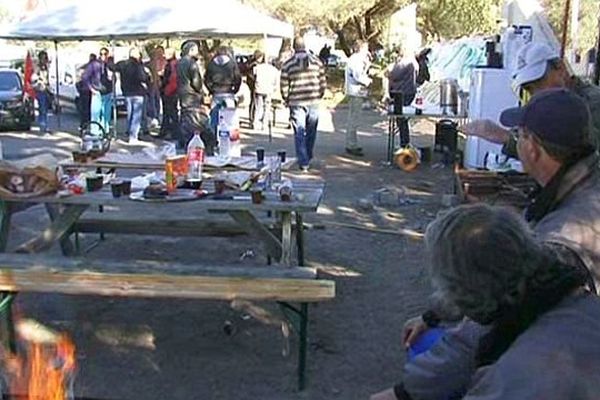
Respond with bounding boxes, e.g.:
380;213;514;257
280;212;292;266
228;210;282;262
16;204;88;255
0;201;13;253
295;213;305;267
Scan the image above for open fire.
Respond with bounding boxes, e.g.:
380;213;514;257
3;320;76;400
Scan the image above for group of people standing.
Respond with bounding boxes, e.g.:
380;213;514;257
344;43;431;156
75;45;174;142
28;38;327;170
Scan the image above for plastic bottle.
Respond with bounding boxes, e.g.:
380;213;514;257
415;88;423;115
415;88;424;115
186;132;205;181
218;115;231;161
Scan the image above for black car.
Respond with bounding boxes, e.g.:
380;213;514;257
0;69;34;130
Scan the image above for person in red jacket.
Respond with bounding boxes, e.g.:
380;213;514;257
160;48;179;139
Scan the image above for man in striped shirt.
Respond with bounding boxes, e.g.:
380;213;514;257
280;37;326;171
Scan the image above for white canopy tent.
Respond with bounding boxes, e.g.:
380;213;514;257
0;0;294;41
0;0;293;130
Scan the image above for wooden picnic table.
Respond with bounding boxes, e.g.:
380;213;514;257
0;180;324;266
0;179;330;390
60;154;298;172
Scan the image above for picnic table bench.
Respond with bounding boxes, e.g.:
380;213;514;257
0;180;333;390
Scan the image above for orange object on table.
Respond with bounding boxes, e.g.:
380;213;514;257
165;155;188;193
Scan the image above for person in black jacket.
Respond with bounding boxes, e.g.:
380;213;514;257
114;48;148;142
205;46;242;104
415;48;431;86
177;41;214;152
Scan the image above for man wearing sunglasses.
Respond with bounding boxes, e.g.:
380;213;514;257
463;42;600;154
371;89;600;400
82;47;114;135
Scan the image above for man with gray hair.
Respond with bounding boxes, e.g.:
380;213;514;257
382;88;600;400
371;204;600;399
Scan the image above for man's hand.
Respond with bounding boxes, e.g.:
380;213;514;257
402;315;428;348
369;388;397;400
459;119;511;145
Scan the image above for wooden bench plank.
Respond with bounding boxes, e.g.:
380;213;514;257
0;254;334;302
0;270;334;302
0;254;317;279
74;218;249;237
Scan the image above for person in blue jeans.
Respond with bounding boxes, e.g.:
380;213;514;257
98;49;114;134
125;96;144;141
280;37;326;171
114;48;148;142
83;48;114;135
32;50;51;133
289;106;320;169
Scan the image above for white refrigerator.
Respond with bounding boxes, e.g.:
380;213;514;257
464;68;519;169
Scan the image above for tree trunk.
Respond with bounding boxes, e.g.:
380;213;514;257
353;16;365;40
336;29;353;57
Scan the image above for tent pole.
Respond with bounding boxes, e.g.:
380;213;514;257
111;39;117;137
54;40;61;129
560;0;571;59
594;9;600;85
263;33;268;55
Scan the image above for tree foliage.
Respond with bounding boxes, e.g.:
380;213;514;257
418;0;502;41
243;0;409;55
541;0;599;53
244;0;505;55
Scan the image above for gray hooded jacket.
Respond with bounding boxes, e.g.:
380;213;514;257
404;153;600;400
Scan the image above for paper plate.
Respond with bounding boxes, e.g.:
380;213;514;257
128;189;201;202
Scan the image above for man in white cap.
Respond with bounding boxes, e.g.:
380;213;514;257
372;88;600;400
463;42;600;152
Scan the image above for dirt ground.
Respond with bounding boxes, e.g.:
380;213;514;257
0;105;455;400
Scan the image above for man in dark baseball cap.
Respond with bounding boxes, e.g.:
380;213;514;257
380;87;600;400
499;88;594;186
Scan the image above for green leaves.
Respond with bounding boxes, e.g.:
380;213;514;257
418;0;502;40
541;0;599;53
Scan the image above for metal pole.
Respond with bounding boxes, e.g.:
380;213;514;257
297;302;308;391
571;0;580;62
111;39;118;137
54;40;61;128
560;0;571;59
595;10;600;85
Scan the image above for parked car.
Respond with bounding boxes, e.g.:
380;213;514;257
54;61;125;111
326;53;347;68
0;69;34;131
235;54;252;76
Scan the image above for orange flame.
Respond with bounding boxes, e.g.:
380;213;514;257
26;335;76;400
6;331;76;400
